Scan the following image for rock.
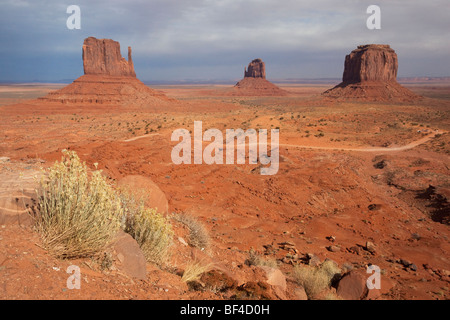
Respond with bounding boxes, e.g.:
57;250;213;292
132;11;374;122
365;241;376;254
82;37;135;77
399;259;412;268
342;44;397;83
337;271;368;300
112;230;147;280
232;59;288;96
178;237;188;246
199;269;238;292
117;175;169;214
244;58;266;79
294;286;308;300
0;157;10;163
0;170;42;225
39;37;173;106
258;266;287;294
322;44;421;102
327;245;341;252
307;253;321;267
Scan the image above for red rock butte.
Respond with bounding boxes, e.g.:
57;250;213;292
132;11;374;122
232;58;288;96
40;37;171;105
323;44;421;102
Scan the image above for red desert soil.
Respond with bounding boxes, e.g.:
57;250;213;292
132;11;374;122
0;81;449;300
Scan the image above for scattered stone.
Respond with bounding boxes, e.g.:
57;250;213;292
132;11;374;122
347;246;362;255
368;204;380;211
411;233;421;241
373;160;386;169
307;253;321;267
178;237;188;246
365;241;377;255
326;235;336;242
327;245;341;253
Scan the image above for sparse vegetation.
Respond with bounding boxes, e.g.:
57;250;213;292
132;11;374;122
245;249;278;268
34;150;174;265
172;213;210;250
292;260;341;299
122;191;174;265
34;150;123;259
181;259;213;283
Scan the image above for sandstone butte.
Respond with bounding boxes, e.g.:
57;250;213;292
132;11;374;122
322;44;422;102
232;58;288;96
40;37;171;105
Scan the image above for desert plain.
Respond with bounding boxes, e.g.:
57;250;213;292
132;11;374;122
0;75;449;300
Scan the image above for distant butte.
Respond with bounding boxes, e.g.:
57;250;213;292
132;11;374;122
40;37;172;105
232;59;288;96
82;37;136;77
322;44;421;102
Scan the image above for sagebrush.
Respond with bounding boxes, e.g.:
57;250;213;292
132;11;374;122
35;150;123;259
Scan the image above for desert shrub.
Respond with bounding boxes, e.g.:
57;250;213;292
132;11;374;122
292;260;341;299
123;195;173;265
181;259;213;283
35;150;123;259
246;249;278;269
172;213;209;250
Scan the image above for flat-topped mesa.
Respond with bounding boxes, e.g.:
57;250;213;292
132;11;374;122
322;44;421;102
342;44;398;84
82;37;136;77
244;58;266;79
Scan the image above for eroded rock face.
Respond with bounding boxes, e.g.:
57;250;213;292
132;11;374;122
342;45;398;83
322;44;421;102
82;37;136;77
244;59;266;79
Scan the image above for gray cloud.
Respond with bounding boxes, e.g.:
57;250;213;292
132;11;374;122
1;0;449;81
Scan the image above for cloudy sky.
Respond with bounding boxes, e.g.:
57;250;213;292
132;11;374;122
1;0;449;82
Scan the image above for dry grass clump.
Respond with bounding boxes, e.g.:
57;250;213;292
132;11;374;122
246;249;278;269
34;150;123;259
34;150;174;265
172;213;210;250
181;259;213;283
124;202;174;265
292;260;341;299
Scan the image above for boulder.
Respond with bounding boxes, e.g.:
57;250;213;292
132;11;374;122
0;170;41;225
117;175;169;214
336;271;368;300
112;230;147;280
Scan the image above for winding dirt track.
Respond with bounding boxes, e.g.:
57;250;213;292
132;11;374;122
125;130;444;153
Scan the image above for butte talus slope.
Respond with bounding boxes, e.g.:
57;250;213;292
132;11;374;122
232;59;288;96
322;44;421;102
40;37;171;106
